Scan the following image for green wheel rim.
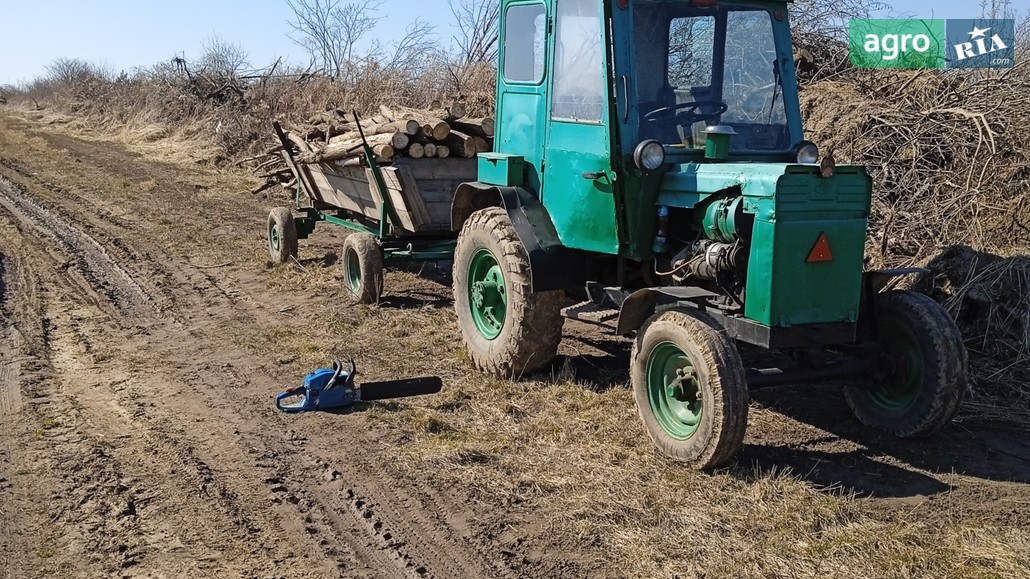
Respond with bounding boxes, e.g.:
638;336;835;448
269;221;282;254
646;341;703;440
345;247;361;293
873;316;922;412
467;248;506;341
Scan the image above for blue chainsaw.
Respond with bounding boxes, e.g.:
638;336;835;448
275;359;443;413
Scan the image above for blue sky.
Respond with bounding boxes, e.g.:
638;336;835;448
0;0;997;86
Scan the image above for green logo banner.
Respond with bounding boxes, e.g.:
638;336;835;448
849;19;946;69
850;19;1016;69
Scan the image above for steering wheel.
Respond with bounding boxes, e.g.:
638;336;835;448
643;101;729;127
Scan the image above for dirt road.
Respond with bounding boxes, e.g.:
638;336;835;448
0;113;1028;578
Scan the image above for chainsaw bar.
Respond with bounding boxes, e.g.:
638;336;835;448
358;376;443;401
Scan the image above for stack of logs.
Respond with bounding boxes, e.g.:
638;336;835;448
249;102;495;195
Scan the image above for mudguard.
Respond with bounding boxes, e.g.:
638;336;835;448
452;182;569;293
616;287;719;336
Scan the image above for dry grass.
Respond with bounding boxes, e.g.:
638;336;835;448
3;55;498;170
234;252;1030;577
363;362;1029;578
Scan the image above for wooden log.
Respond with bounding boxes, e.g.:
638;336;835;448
473;136;490;154
380;105;450;140
390;132;411;150
299;133;395;164
258;168;293;179
374;119;421;136
434;102;466;122
285;131;312;154
298;125;320;141
407;142;425;159
448;102;467;120
332;114;391;135
329;130;362;144
451;117;495;138
306;111;336;126
329;129;408;150
436;144;451;158
444;130;478;158
423;143;437;158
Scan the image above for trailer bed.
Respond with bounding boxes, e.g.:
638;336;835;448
295;157;478;234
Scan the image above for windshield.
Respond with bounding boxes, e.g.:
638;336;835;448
633;5;790;152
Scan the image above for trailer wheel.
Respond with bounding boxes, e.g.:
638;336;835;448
341;233;383;304
846;291;966;437
454;207;564;378
268;207;298;265
631;309;749;469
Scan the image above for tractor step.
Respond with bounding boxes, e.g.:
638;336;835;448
562;301;619;330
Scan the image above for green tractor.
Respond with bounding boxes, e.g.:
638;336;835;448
449;0;967;468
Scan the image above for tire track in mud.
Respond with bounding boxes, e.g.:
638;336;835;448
0;154;273;331
0;247;55;579
0;252;22;579
0;175;155;321
0;129;521;578
19;304;343;577
0;353;20;579
253;445;506;579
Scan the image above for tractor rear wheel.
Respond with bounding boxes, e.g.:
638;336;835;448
453;207;564;378
631;309;749;469
268;207;298;265
845;290;967;437
341;232;383;304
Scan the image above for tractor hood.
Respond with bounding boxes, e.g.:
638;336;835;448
656;162;787;209
650;161;874;327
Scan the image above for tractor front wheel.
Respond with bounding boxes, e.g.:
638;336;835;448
453;207;564;378
341;232;384;304
268;207;298;265
631;309;749;469
845;290;967;437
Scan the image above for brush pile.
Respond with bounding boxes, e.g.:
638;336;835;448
250;101;494;194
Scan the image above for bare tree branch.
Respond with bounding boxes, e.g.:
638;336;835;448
449;0;499;66
284;0;384;80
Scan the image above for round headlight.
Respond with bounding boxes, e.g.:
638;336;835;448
793;141;820;164
634;140;666;172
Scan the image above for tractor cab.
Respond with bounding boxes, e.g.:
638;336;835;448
629;2;798;156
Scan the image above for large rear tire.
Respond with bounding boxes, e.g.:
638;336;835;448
453;207;564;378
631;308;749;469
845;291;967;437
341;233;384;304
268;207;298;265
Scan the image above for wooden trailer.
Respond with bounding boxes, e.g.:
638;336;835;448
266;122;477;303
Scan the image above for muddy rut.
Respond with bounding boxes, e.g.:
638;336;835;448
0;121;520;578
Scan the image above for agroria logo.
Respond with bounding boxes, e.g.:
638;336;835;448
849;19;1015;69
946;20;1015;68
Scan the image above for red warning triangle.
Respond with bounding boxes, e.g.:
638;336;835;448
807;233;834;263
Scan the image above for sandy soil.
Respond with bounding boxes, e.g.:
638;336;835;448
0;113;1027;578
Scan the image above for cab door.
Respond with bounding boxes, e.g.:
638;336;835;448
542;0;619;255
495;1;549;194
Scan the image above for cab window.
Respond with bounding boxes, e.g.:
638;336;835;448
503;4;547;84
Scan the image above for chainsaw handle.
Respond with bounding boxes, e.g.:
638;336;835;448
276;387;307;413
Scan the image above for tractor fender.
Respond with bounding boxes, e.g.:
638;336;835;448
858;267;932;340
451;182;569;293
617;286;720;336
864;268;931;294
